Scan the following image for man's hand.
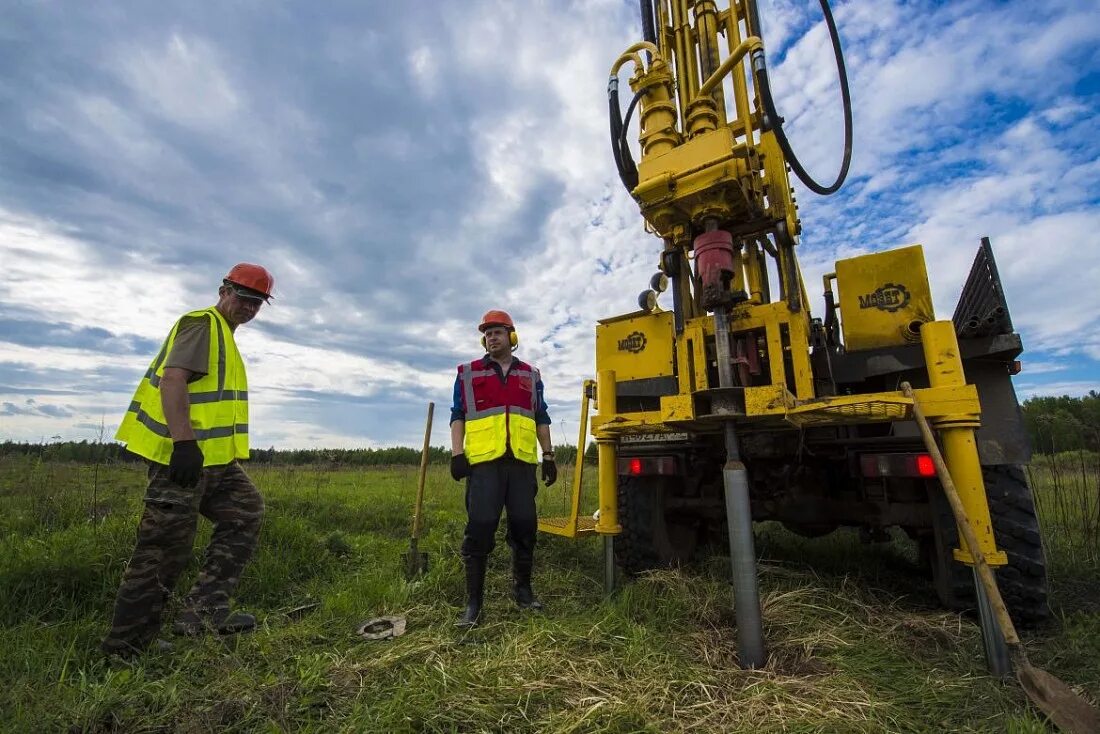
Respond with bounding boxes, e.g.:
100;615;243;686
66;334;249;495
169;439;204;488
450;453;471;481
541;454;557;486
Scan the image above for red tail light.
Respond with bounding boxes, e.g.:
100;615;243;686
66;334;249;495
860;453;938;478
618;456;677;476
915;454;936;477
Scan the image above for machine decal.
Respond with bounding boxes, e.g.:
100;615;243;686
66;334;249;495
858;283;911;313
617;331;647;353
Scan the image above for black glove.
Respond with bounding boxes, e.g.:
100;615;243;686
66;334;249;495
541;455;557;486
168;439;204;488
450;453;471;481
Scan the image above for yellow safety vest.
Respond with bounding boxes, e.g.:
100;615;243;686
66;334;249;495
459;359;540;465
116;307;250;466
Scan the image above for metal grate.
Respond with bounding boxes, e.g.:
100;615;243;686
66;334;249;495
786;399;909;427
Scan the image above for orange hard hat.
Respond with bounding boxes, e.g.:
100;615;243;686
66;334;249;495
479;309;514;332
224;263;275;299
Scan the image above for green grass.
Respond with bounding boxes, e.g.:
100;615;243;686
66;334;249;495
0;455;1097;733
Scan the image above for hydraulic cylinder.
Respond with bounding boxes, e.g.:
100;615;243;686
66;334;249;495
595;369;622;535
920;321;1006;566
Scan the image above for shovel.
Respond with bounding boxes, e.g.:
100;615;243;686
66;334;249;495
902;382;1099;733
403;401;434;579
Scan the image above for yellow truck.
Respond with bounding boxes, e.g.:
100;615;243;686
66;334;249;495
540;0;1046;671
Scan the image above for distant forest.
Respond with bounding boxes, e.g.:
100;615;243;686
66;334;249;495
0;440;585;467
1;392;1095;464
1022;391;1100;454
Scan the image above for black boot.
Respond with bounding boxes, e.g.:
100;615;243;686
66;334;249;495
513;558;543;611
456;556;487;628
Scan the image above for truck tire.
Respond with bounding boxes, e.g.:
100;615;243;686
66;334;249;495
924;465;1049;627
614;475;700;575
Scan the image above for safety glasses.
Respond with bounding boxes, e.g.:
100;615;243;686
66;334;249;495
227;283;267;302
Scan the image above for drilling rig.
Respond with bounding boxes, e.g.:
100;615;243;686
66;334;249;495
538;0;1047;671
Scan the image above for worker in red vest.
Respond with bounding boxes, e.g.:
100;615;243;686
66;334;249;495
449;310;557;627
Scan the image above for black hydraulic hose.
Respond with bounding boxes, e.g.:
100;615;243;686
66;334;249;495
608;78;638;192
752;0;852;195
618;86;650;181
823;289;838;346
745;0;762;38
640;0;657;45
609;79;649;194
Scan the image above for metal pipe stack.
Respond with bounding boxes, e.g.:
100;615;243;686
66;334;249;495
952;237;1014;339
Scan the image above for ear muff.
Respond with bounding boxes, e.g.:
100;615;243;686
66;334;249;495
481;330;520;350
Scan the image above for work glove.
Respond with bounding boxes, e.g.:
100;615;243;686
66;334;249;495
450;453;471;481
169;439;204;488
541;455;557;486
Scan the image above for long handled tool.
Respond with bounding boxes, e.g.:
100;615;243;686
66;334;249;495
403;401;434;579
902;382;1099;733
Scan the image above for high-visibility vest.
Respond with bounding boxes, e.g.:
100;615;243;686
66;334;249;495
458;357;540;465
116;307;249;466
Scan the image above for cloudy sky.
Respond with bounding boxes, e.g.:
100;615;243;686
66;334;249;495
1;0;1097;450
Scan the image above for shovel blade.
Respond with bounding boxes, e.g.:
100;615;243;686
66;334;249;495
1018;662;1100;734
402;551;429;579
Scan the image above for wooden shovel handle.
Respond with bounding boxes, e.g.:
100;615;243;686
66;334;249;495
411;402;434;540
901;383;1020;648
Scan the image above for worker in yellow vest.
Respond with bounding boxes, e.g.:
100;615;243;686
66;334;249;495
100;263;274;659
449;310;557;627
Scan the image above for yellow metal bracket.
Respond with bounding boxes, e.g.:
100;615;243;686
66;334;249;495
539;380;598;538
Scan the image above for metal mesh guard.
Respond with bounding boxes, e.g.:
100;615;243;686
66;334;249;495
539;516;598;533
788;399;909;426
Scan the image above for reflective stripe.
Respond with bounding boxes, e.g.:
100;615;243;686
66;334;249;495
460;364;479;419
145;378;247;404
144;382;245;404
191;390;248;404
213;311;226;394
148;340;170;380
127;404;249;439
130;405;170;437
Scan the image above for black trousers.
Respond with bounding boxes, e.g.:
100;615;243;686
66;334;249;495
461;457;537;563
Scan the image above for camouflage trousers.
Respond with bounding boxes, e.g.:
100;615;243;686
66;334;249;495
100;461;264;654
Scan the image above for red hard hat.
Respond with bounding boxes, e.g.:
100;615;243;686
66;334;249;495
479;309;514;332
224;263;275;299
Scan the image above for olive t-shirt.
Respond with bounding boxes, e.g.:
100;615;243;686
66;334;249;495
165;315;211;380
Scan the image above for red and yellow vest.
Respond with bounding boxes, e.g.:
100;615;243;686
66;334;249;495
115;307;250;466
459;357;540;465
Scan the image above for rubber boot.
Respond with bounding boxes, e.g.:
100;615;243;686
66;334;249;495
455;556;487;628
513;558;543;611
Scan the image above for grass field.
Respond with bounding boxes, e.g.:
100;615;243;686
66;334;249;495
1;454;1097;733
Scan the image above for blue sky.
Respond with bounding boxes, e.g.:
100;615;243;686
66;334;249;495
0;0;1097;449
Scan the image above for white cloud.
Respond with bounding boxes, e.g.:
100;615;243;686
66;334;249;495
1015;381;1098;400
116;33;241;128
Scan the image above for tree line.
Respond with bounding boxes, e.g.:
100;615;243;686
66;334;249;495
0;440;585;466
4;391;1094;463
1022;391;1100;454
